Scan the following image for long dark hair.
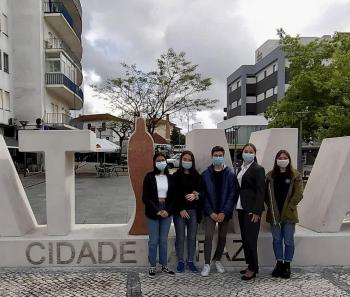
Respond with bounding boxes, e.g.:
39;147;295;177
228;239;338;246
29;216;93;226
272;149;293;177
241;143;258;163
177;150;200;176
152;152;169;174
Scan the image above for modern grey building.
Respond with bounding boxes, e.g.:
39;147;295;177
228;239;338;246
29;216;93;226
226;37;328;119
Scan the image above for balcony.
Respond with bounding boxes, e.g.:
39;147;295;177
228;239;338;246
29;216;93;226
45;73;83;110
45;113;72;125
45;38;82;85
43;1;82;59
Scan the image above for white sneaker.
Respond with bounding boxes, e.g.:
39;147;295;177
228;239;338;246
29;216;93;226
201;264;211;277
215;261;225;273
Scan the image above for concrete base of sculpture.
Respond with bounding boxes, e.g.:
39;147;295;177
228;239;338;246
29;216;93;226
1;224;350;267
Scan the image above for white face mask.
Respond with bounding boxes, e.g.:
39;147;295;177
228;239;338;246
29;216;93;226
277;159;289;168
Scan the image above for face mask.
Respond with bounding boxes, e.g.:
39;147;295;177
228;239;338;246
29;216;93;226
182;161;192;170
155;161;167;171
242;153;255;163
212;156;224;166
277;159;289;168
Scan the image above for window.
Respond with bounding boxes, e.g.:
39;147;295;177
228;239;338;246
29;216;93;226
0;90;3;109
46;59;60;72
3;52;9;73
4;91;10;111
0;50;2;70
2;14;8;36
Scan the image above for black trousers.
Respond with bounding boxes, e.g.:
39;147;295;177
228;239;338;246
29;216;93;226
238;210;261;273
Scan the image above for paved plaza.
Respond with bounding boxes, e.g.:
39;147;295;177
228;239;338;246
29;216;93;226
1;267;350;296
22;171;135;225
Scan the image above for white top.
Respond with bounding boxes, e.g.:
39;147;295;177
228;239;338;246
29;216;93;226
155;175;168;198
236;161;254;210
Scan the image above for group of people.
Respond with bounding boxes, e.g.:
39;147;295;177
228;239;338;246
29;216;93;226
142;143;304;280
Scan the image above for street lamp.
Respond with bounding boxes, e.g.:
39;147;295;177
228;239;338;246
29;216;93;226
19;121;29;176
295;110;310;172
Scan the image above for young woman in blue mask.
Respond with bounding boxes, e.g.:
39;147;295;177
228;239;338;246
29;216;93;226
173;150;202;273
142;152;176;276
236;143;265;280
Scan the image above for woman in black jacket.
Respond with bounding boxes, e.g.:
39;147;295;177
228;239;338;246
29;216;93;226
142;152;176;276
173;150;201;273
236;143;265;280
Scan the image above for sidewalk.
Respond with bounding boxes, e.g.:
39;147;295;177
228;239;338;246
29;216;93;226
0;267;349;296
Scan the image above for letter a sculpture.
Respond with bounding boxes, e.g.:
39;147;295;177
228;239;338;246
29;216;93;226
128;118;154;235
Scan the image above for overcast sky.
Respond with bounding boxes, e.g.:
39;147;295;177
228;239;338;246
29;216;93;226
81;0;350;130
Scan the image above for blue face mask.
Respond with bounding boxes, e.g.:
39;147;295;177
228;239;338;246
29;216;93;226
182;161;192;170
242;153;255;163
212;156;224;166
156;161;167;171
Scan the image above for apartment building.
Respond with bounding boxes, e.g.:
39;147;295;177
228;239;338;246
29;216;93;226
10;0;83;129
226;36;329;119
0;0;13;139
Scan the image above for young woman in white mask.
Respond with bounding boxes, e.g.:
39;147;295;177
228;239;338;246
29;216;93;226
236;143;265;281
142;152;176;276
265;150;303;279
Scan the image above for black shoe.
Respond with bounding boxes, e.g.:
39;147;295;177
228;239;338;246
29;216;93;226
271;261;283;278
241;271;257;281
161;266;175;275
240;269;246;275
281;262;291;279
149;267;156;276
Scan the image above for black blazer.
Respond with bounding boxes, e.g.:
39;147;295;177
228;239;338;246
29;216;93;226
142;172;176;219
239;162;266;215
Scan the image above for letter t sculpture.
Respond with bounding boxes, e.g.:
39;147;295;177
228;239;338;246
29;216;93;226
19;130;95;236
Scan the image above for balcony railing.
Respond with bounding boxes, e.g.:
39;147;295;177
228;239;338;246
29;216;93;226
45;113;73;125
45;73;84;101
43;1;80;39
45;37;82;69
72;0;82;17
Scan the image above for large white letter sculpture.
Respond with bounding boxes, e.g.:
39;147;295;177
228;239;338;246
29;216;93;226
249;128;298;170
18;130;95;236
299;136;350;232
0;136;37;236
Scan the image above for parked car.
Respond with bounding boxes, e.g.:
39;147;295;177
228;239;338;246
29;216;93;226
166;153;181;168
173;145;186;153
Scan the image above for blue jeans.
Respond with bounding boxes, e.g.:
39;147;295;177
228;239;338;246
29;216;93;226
147;216;172;267
173;209;198;263
271;223;295;262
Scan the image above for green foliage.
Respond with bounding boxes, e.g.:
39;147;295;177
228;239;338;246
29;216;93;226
170;127;185;145
266;30;350;141
93;48;218;134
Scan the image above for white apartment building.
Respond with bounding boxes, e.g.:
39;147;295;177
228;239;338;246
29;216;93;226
10;0;83;129
0;0;12;138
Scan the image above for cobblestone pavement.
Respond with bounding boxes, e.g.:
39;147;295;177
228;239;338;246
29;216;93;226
1;267;350;296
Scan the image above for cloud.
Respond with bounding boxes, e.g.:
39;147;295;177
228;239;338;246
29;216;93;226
80;0;350;126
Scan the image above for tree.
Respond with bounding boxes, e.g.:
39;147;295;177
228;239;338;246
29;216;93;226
265;30;350;141
93;48;218;134
108;115;134;148
170;127;185;146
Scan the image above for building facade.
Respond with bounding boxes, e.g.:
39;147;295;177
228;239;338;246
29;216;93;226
0;0;13;139
10;0;83;130
226;36;328;119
